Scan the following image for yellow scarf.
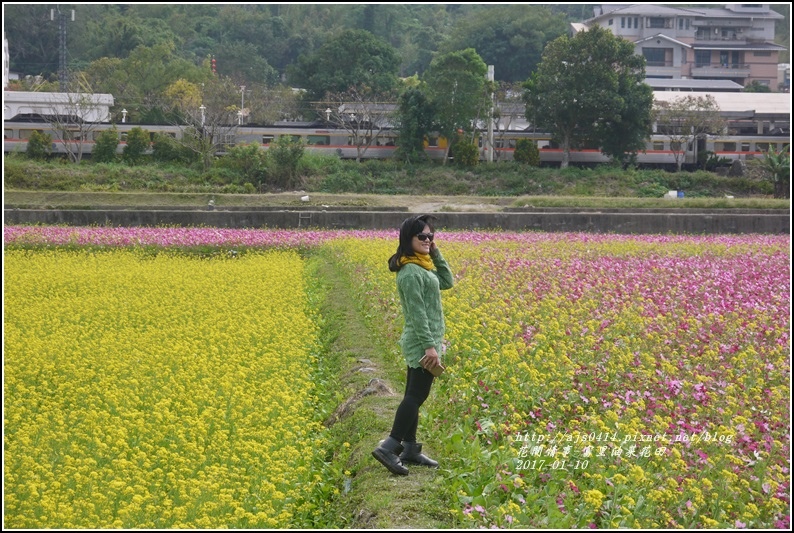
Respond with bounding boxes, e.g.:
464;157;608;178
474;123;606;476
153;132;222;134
399;253;434;271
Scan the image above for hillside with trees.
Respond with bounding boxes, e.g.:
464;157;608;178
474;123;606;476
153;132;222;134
4;4;574;83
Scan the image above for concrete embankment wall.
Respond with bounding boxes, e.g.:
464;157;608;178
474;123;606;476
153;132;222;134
4;208;790;234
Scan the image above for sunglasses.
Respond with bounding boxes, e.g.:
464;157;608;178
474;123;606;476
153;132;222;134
415;233;435;242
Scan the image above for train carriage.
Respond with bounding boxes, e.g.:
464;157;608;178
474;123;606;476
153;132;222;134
4;90;789;168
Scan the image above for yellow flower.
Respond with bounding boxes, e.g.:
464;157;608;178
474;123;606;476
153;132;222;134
628;465;645;483
584;489;605;509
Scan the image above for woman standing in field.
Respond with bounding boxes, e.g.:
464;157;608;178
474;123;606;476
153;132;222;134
372;215;454;475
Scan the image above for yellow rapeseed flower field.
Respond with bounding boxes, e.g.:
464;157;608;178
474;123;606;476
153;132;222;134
4;249;325;528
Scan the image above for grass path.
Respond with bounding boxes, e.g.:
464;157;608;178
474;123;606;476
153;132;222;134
309;250;453;529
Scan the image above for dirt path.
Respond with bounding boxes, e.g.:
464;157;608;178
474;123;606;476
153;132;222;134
311;251;451;529
3;190;512;213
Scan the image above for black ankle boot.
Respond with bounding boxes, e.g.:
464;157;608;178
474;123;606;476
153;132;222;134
372;436;409;475
399;441;439;468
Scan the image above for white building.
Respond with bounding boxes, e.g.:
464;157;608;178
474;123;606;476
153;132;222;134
574;4;786;91
4;91;114;123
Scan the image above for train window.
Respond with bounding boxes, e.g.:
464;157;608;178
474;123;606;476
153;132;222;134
427;137;439;147
307;135;330;146
375;137;395;146
221;134;235;148
262;135;274;145
4;129;13;139
346;136;371;146
670;141;683;152
652;141;665;150
347;135;372;146
20;130;40;140
741;142;751;152
756;142;769;152
495;138;517;149
718;142;736;152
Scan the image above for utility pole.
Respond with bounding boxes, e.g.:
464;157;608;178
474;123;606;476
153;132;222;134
240;85;245;125
487;65;494;163
51;6;74;92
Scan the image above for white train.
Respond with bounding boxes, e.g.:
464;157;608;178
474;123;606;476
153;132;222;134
4;120;789;169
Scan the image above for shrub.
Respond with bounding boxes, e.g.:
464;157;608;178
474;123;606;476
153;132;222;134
122;127;150;166
514;138;540;166
298;152;342;177
267;135;305;189
452;140;479;167
26;130;52;160
152;133;198;165
214;143;268;185
92;127;120;164
750;146;790;199
320;170;367;193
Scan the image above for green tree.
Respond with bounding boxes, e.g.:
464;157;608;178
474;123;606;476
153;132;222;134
213;41;279;86
122;127;151;165
440;5;567;82
4;4;61;78
26;130;52;160
596;66;654;167
247;85;302;125
424;48;488;163
268;135;305;189
93;127;120;163
158;75;240;171
84;42;208;124
394;87;436;163
523;26;653;168
287;29;401;100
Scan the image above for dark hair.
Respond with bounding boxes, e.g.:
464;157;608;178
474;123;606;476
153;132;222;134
388;215;437;272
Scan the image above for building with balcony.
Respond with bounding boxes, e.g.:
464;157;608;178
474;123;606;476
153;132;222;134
573;4;786;91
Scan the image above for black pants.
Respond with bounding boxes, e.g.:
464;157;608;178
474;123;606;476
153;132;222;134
389;366;435;443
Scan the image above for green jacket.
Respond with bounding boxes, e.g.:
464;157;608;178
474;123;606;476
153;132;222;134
396;249;454;368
